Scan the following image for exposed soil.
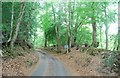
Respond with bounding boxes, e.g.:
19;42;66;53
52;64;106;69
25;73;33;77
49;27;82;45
42;47;117;76
2;52;39;76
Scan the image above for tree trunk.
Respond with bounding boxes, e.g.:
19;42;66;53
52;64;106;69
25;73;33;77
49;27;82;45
91;17;97;47
100;26;102;48
10;3;25;49
66;0;71;53
8;0;14;42
74;26;77;45
55;26;61;52
91;3;97;47
68;1;72;49
73;0;76;45
71;1;75;46
52;4;61;52
74;14;78;45
44;32;47;47
33;33;36;44
105;26;108;50
56;6;61;52
104;3;109;50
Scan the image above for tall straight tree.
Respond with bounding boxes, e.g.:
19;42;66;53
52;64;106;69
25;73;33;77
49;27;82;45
66;0;71;53
91;2;97;47
57;3;62;52
10;3;25;49
99;25;102;48
52;3;61;52
102;2;116;50
104;2;109;50
8;0;14;42
70;1;75;46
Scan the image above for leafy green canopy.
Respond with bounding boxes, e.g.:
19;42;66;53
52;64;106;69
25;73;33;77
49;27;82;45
2;2;118;50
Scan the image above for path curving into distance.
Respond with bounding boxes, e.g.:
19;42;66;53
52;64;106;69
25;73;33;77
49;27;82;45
31;49;72;76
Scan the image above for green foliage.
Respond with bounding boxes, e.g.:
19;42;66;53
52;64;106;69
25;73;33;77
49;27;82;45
3;46;24;59
103;52;117;67
26;60;34;67
2;2;118;55
77;26;92;45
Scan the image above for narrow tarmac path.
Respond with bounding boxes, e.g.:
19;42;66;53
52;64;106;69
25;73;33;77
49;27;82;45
31;50;72;76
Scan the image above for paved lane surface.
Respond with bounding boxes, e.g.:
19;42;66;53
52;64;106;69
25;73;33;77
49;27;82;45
32;50;72;76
